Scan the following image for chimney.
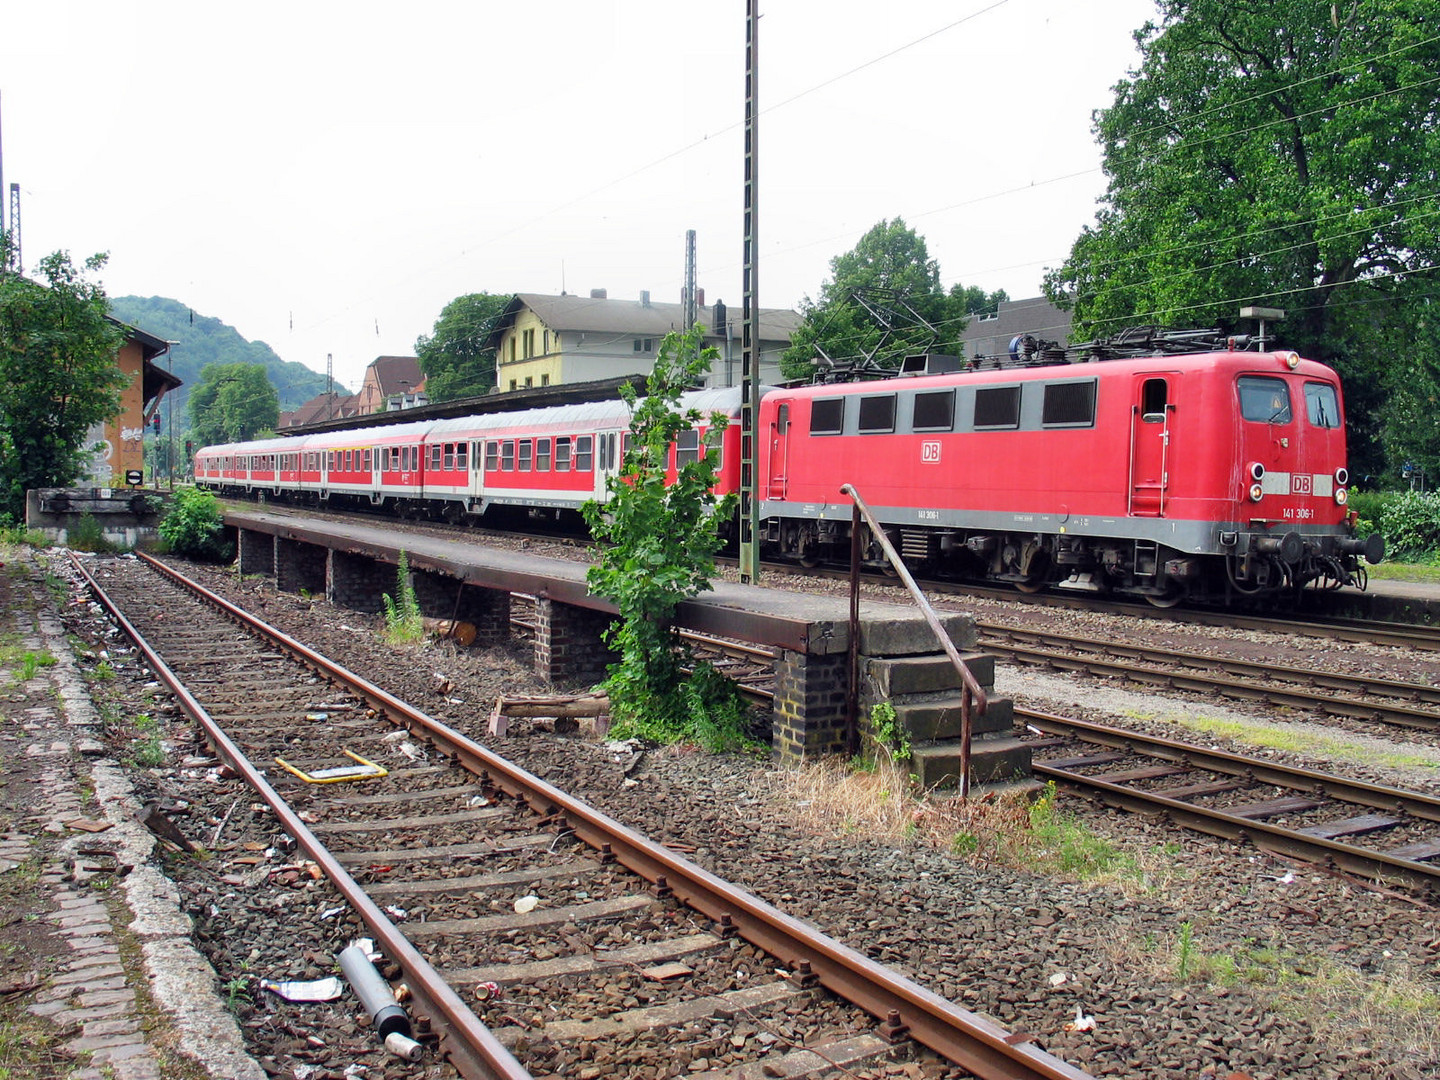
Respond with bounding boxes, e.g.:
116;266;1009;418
696;287;704;308
590;288;607;299
640;290;651;307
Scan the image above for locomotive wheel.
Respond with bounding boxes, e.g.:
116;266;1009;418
1013;577;1047;594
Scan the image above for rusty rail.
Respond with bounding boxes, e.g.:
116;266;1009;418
840;484;989;797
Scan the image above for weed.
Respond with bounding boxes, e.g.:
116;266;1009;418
68;512;117;553
132;713;156;731
92;661;116;681
222;976;251;1013
380;551;424;645
867;701;912;765
18;651;56;682
951;831;979;856
129;735;166;768
1176;921;1195;979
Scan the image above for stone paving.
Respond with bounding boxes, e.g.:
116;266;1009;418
3;551;264;1080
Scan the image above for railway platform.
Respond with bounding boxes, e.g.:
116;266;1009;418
223;508;1025;787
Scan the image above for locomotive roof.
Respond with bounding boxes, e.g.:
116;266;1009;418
775;350;1336;397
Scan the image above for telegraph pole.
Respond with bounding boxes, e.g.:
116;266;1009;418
738;0;761;583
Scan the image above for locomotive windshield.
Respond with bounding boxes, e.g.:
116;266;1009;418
1304;382;1341;428
1237;376;1292;424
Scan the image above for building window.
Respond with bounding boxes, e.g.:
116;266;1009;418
543;331;550;354
541;373;550;386
525;376;534;388
508;338;516;363
633;338;655;352
509;379;518;391
523;328;535;359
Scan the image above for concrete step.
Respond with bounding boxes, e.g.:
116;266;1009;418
863;651;995;697
911;734;1032;790
887;694;1014;739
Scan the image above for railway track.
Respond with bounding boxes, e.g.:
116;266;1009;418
1022;710;1440;896
977;620;1440;736
71;552;1092;1080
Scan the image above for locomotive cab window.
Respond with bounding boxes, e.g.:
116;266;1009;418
1141;378;1168;422
1304;382;1341;429
913;389;955;432
1041;380;1097;427
857;394;897;434
1238;376;1292;424
974;385;1021;429
810;397;844;436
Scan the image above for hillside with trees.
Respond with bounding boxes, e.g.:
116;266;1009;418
108;296;346;417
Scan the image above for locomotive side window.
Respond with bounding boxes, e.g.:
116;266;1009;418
501;441;515;471
1238;376;1292;423
518;440;533;472
535;439;551;471
555;437;573;471
857;394;897;434
485;441;500;471
1304;382;1341;428
1141;378;1168;421
575;435;594;471
913;390;955;432
974;385;1021;429
810;397;845;435
1041;380;1097;427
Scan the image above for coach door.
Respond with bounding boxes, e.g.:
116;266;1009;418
1129;375;1174;516
594;431;620;499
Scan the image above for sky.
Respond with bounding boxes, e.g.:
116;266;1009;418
2;0;1157;392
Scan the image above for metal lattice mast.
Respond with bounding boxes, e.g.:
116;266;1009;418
683;229;697;331
738;0;761;583
7;184;20;273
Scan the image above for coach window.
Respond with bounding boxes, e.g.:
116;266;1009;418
974;385;1022;429
501;441;516;471
913;389;955;432
1238;376;1292;424
1041;380;1097;427
443;443;455;471
428;444;441;470
1304;382;1341;428
518;440;533;471
363;449;371;471
676;429;700;466
456;442;468;470
555;436;572;472
810;397;845;435
575;434;594;471
536;438;551;471
485;441;500;471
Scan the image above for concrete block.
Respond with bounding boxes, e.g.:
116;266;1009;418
862;651;994;698
857;612;976;657
887;694;1014;740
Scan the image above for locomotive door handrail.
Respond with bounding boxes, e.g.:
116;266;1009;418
840;483;988;798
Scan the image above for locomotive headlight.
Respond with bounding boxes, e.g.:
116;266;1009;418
1335;467;1349;486
1335;488;1348;506
1280;351;1300;369
1249;482;1264;502
1249;462;1265;481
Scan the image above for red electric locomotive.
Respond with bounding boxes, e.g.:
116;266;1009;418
755;344;1382;605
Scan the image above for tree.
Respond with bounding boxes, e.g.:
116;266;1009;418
780;219;968;381
415;292;511;401
1045;0;1440;476
0;248;126;522
582;325;748;747
186;363;279;447
950;283;1009;318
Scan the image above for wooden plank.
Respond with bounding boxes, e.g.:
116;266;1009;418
1226;796;1324;819
1093;765;1187;783
1040;752;1125;770
1151;779;1248;800
1386;837;1440;862
445;931;722;987
312;806;508;834
333;832;553;864
367;859;600;898
406;894;653;937
1295;814;1400;840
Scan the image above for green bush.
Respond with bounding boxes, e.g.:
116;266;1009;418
1345;488;1387;541
158;489;234;562
68;512;117;553
1377;490;1440;559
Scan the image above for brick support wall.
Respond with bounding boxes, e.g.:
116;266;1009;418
533;598;617;687
327;550;392;614
409;571;513;646
770;649;849;762
275;537;327;596
236;529;273;577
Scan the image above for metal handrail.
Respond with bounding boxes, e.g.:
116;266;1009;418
841;483;988;798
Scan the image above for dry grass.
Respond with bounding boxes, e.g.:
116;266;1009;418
779;758;1184;892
